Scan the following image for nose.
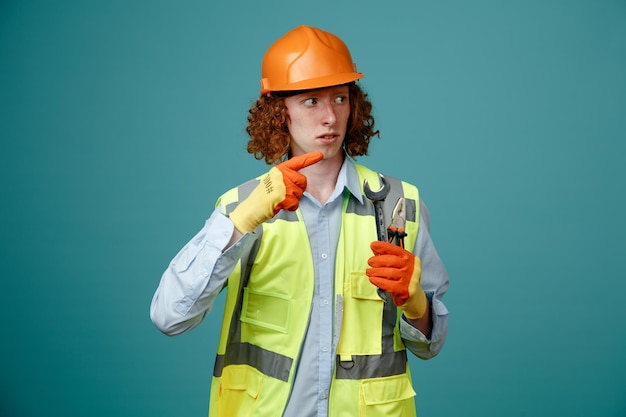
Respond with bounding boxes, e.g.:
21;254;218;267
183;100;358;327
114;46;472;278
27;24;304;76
321;101;336;126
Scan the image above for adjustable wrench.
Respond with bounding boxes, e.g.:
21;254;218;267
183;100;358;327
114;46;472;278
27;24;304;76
363;173;391;243
364;174;391;301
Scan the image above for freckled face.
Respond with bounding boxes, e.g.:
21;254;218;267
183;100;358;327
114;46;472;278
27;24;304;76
284;85;350;163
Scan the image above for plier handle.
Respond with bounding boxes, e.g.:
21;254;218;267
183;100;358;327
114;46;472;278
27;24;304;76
387;198;407;248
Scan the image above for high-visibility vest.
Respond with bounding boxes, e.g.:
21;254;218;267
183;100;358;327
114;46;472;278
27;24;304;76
209;164;420;417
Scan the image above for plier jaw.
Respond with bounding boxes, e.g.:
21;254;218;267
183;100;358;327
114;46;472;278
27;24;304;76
387;198;407;248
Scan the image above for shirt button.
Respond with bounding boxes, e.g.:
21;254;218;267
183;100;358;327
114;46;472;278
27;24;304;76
203;271;209;277
321;253;328;260
321;391;328;399
322;346;329;352
322;299;329;305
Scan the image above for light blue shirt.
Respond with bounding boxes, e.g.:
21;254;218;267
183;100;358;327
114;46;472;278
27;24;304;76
282;159;357;417
150;157;450;417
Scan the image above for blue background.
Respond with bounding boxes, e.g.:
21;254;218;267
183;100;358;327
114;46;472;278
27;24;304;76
1;0;625;416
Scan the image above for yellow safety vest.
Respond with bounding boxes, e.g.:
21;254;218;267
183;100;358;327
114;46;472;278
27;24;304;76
209;164;420;417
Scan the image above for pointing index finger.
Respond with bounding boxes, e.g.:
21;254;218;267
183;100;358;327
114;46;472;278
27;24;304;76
282;152;324;171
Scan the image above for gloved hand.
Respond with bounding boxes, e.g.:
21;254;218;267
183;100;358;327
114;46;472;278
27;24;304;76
229;152;323;233
366;241;428;319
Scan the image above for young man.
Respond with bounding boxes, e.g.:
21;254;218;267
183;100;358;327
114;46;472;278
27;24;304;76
151;25;449;417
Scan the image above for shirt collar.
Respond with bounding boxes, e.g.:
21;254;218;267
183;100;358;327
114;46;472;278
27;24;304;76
303;155;364;206
342;157;364;204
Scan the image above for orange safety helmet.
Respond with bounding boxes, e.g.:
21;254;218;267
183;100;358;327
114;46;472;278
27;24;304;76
260;26;364;95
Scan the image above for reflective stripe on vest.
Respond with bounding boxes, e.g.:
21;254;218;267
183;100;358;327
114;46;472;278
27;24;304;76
214;342;292;382
335;350;408;379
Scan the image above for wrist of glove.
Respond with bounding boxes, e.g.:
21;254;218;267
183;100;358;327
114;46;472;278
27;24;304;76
229;166;288;234
366;241;428;320
229;152;323;234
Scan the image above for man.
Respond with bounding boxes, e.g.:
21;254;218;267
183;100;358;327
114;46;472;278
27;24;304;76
151;25;449;417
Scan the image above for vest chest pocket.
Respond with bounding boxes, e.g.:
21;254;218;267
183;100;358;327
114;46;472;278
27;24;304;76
241;288;291;333
338;272;384;355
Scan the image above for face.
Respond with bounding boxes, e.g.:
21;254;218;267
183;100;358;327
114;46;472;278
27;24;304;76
284;85;350;162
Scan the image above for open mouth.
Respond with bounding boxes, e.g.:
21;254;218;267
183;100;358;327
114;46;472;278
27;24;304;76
317;134;339;143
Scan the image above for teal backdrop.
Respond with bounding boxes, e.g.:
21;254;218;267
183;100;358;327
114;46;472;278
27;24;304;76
1;0;625;416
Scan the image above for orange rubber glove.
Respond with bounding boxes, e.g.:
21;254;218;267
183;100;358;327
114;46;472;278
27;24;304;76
366;241;428;319
229;152;323;233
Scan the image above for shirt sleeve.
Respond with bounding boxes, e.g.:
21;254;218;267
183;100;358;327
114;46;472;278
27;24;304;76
400;200;450;359
150;207;254;336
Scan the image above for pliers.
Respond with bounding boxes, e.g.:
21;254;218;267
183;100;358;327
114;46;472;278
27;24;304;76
387;198;407;248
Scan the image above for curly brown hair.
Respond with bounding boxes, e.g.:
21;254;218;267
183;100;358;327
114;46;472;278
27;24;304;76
246;83;380;165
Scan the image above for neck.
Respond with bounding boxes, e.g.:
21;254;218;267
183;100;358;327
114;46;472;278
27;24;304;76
300;153;344;205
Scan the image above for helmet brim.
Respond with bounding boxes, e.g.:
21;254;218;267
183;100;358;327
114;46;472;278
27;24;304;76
261;72;364;95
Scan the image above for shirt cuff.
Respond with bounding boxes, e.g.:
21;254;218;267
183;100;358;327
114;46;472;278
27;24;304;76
400;315;429;344
214;212;255;260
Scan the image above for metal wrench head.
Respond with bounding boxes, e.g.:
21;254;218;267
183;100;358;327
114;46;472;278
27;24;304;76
363;174;390;202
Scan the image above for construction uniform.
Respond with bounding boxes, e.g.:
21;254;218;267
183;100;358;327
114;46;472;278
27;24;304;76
151;158;449;417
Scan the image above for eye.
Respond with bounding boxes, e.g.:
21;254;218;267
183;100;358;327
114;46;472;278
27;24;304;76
335;96;347;104
304;98;317;106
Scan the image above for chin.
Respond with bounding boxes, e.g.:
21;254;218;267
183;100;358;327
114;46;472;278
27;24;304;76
322;148;344;161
